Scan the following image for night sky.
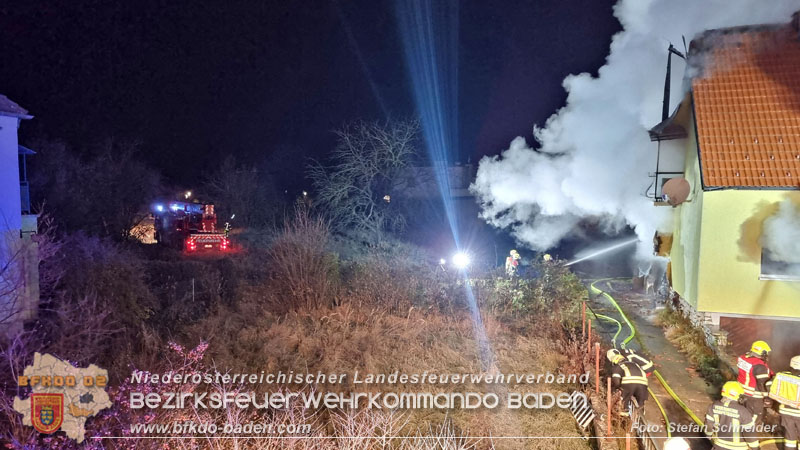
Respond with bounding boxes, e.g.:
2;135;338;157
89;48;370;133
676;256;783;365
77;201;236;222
1;0;620;185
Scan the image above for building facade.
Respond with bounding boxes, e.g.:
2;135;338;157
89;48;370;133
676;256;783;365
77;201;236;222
651;20;800;336
0;94;38;334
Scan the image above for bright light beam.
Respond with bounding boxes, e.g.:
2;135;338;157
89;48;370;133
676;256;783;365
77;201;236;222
395;0;460;246
396;0;495;370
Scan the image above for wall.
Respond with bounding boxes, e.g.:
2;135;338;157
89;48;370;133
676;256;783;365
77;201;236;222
696;189;800;319
669;112;704;309
0;115;22;232
0;114;33;334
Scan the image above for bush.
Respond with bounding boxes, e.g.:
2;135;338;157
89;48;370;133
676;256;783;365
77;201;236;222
267;208;340;311
480;260;587;328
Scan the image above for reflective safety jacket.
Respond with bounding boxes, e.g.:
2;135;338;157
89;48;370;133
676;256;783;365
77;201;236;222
771;371;800;412
611;361;648;387
737;354;773;399
779;403;800;418
622;349;655;376
704;398;758;449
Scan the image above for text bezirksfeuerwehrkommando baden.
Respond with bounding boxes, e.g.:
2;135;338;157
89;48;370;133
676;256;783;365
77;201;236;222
131;370;590;386
128;370;591;410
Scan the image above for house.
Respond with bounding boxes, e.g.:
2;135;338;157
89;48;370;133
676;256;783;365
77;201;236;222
649;15;800;347
0;94;38;334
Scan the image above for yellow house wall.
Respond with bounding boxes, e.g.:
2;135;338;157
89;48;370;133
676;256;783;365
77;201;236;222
696;190;800;318
669;113;704;309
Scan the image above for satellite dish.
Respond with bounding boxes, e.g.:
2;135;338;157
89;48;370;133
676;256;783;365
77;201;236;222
662;178;690;206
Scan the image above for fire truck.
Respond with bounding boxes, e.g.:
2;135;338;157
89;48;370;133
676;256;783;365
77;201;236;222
153;201;229;252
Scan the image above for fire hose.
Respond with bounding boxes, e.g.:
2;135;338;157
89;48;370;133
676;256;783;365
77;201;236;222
586;301;673;437
589;278;785;446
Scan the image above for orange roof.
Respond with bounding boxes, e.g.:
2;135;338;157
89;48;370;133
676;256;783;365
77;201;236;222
692;25;800;188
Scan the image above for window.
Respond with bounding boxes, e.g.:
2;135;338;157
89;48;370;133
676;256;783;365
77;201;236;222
760;252;800;282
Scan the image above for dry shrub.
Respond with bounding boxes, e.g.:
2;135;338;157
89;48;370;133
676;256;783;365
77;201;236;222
186;296;590;450
268;207;339;311
344;255;450;313
0;294;122;447
0;335;39;447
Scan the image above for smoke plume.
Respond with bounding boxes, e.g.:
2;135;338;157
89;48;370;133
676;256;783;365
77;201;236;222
762;199;800;264
471;0;800;257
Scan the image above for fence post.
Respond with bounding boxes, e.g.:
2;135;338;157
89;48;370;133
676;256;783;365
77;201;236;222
587;319;592;354
625;432;631;450
582;301;586;337
607;377;612;441
595;342;600;394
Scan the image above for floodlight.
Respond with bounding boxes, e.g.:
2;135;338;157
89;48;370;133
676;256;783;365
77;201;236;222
452;252;470;269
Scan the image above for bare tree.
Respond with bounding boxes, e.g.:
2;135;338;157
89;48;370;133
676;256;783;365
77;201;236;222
28;138;162;240
308;119;419;243
205;156;280;228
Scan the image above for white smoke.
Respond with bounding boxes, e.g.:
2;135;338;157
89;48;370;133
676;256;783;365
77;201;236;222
762;199;800;264
471;0;800;257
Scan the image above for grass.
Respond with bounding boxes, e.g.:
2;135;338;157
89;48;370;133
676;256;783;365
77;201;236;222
1;210;593;449
185;299;589;449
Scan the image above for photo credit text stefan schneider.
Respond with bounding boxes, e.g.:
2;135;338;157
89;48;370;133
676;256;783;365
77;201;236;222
129;370;590;411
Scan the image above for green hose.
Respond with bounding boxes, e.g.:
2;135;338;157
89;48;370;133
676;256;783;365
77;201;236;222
586;304;623;346
653;370;704;426
588;278;785;445
647;387;672;438
590;278;635;347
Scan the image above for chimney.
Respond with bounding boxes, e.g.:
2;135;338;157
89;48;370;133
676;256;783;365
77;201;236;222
793;10;800;40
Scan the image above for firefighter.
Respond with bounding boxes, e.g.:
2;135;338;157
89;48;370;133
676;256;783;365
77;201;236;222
608;349;648;417
737;340;774;421
663;437;690;450
505;250;521;277
704;381;758;449
769;355;800;450
621;347;655;377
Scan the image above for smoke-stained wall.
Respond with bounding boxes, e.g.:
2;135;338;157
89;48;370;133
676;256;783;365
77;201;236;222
697;191;800;319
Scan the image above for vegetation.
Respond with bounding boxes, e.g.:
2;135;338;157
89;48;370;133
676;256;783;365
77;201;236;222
204;156;282;229
0;204;592;449
1;120;594;448
28;138;161;240
308;119;420;244
656;308;734;390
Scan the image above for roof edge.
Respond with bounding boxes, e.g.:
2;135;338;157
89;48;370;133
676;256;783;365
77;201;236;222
0;111;34;120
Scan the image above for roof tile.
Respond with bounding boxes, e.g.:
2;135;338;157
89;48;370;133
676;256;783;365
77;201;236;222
692;26;800;188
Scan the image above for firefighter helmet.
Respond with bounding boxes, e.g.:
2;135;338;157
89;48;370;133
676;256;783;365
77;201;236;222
607;349;624;364
721;381;745;401
543;253;552;262
791;355;800;371
663;437;690;450
510;250;520;260
750;340;771;358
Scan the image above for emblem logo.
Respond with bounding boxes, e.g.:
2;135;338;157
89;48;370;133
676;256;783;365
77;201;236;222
31;393;63;434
